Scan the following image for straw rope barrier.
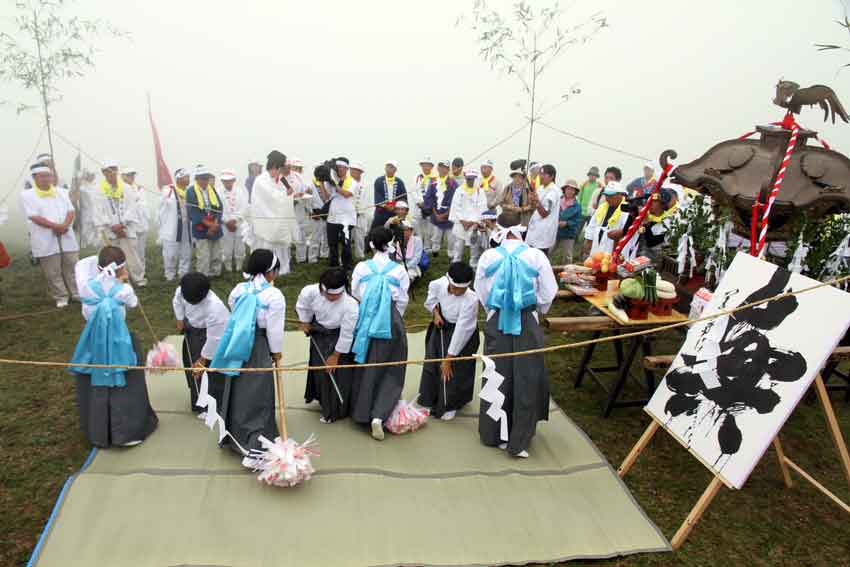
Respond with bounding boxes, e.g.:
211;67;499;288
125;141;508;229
2;273;849;374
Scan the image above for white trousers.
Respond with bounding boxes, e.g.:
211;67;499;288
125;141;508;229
429;225;454;253
417;215;433;245
251;240;292;275
353;214;369;259
38;252;80;302
162;239;192;281
450;234;486;268
106;236;146;286
195;239;223;277
135;232;147;272
312;219;328;260
221;228;246;272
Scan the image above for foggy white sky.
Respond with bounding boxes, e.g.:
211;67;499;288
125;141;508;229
3;0;850;243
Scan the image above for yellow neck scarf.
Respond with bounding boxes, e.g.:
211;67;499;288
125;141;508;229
420;172;435;186
193;182;220;210
594;200;624;229
174;183;188;200
463;182;476;195
647;201;678;223
34;184;57;199
438;175;448;190
481;175;494;191
340;175;353;190
100;178;124;199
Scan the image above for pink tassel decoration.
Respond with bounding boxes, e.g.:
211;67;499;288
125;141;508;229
248;434;319;488
146;341;180;373
386;399;430;435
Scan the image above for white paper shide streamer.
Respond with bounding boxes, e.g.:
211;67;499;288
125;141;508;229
478;355;509;442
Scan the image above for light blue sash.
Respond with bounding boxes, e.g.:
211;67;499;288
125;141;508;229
210;280;269;376
70;279;137;387
352;260;401;363
484;244;539;336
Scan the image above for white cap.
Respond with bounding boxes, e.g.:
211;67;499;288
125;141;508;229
220;169;237;181
121;166;137;175
528;161;541;171
419;156;434;165
195;165;212;177
602;181;628;196
174;167;189;179
288;157;304;168
350;161;365;172
395;200;410;209
385;159;399;169
463;167;480;178
480;159;494;168
102;159;118;170
509;168;524;178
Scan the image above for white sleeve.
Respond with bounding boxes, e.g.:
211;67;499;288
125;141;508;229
201;300;230;360
116;283;139;309
19;192;37;219
350;263;366;301
295;285;316;323
584;212;599;240
228;285;241;310
393;264;411;315
448;192;462;223
172;287;186;321
474;258;492;311
334;299;359;354
265;291;286;354
448;295;480;356
534;251;558;314
424;280;440;313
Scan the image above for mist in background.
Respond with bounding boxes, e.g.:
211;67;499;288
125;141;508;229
2;0;850;251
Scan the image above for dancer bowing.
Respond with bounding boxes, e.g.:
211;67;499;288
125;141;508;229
296;268;359;423
172;272;230;412
350;226;410;440
474;211;558;458
418;262;481;420
210;249;285;460
70;246;158;447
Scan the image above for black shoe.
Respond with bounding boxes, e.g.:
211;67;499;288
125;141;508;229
433;251;440;257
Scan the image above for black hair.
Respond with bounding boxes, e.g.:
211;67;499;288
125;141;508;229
367;226;394;253
319;268;350;295
541;164;556;179
605;166;622;181
447;262;474;285
180;272;211;305
497;210;521;228
98;245;126;268
266;150;287;170
452;157;464;167
244;248;281;276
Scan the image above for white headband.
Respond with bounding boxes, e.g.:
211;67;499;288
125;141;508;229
446;274;470;288
97;261;126;280
492;223;527;244
323;285;346;295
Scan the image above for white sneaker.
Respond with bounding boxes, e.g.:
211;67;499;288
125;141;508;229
514;450;529;459
371;418;385;441
241;456;259;469
440;410;456;421
56;298;69;308
498;443;508;450
319;416;330;424
120;440;143;447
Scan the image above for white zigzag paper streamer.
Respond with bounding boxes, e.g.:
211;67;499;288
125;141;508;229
478;355;509;442
196;371;249;455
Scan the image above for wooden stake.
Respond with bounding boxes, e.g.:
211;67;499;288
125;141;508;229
670;476;724;550
273;358;287;440
783;457;850;515
813;374;850;487
772;436;794;489
619;420;660;478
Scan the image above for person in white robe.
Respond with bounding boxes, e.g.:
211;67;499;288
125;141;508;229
411;156;436;244
157;168;194;281
19;163;80;307
122;167;149;275
242;151;300;274
450;167;488;266
77;170;100;248
350;162;370;259
219;169;249;272
525;164;561;256
286;157;317;264
92;161;147;286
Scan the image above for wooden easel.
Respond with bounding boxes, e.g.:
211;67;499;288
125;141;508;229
618;373;850;550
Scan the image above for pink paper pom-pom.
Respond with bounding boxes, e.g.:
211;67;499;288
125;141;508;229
385;399;430;435
145;341;180;373
248;435;319;488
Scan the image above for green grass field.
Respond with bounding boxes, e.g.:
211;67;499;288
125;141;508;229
1;240;848;567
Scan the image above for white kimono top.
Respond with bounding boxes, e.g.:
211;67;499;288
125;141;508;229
19;187;80;258
244;170;300;246
450;185;488;243
424;275;480;355
525;182;561;250
227;275;286;354
172;287;231;360
295;283;359;353
351;251;410;315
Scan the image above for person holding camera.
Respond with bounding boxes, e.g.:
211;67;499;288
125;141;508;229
582;181;630;257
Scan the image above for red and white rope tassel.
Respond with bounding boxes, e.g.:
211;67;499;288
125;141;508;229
753;113;800;258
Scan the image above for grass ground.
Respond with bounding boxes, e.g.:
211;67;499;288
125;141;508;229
1;240;849;567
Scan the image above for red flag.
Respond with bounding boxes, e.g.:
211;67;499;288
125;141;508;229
148;94;173;188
